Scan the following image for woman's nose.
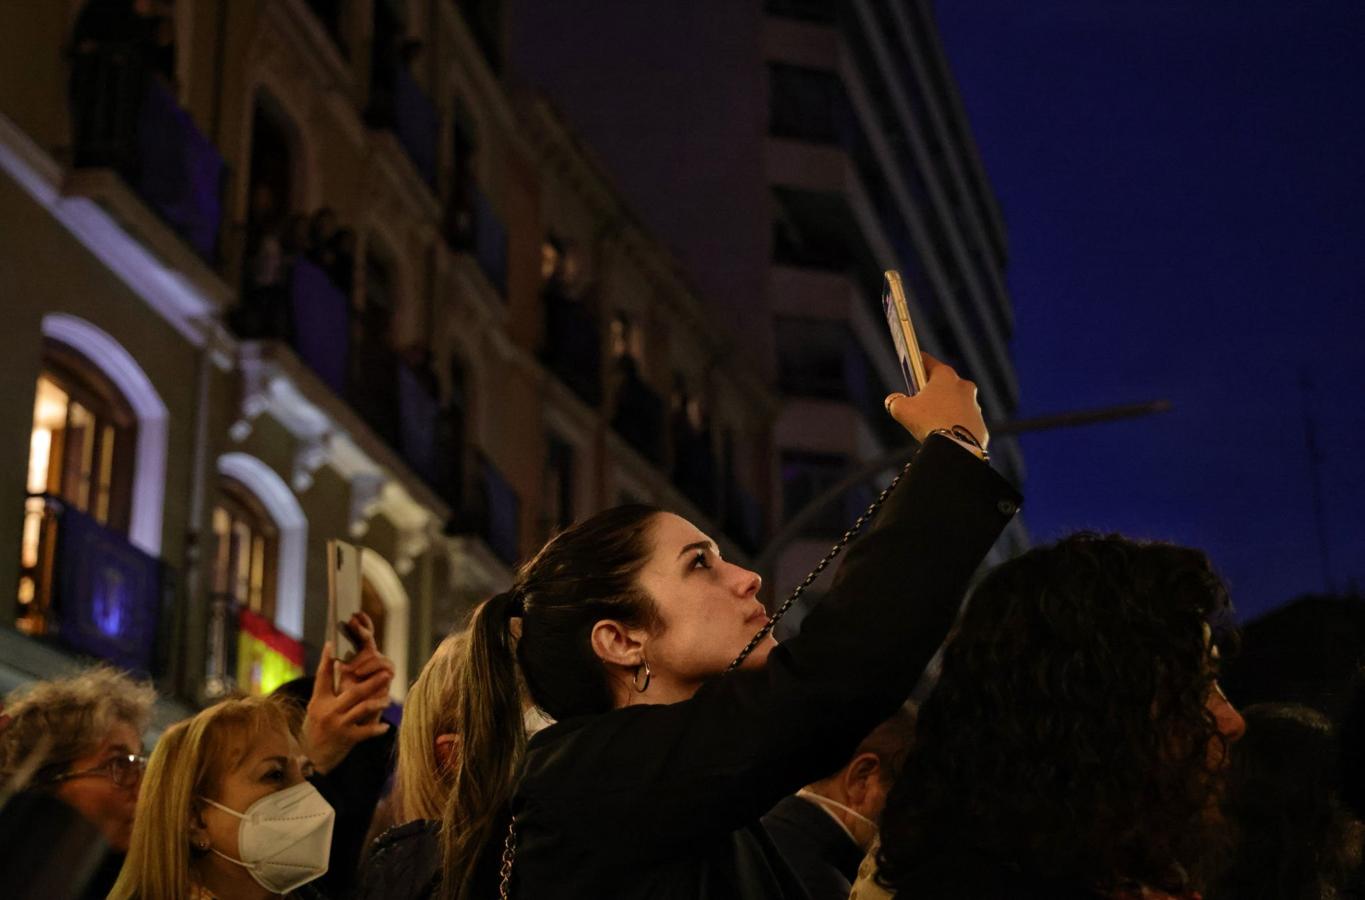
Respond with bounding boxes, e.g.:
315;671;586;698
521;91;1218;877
734;565;761;598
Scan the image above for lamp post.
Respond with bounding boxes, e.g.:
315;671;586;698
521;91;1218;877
754;399;1172;576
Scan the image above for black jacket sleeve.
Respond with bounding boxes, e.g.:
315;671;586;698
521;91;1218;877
518;436;1021;860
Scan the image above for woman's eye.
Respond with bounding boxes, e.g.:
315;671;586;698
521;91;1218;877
690;550;710;570
263;768;285;783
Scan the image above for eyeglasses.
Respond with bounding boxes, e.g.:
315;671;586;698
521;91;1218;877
50;753;147;789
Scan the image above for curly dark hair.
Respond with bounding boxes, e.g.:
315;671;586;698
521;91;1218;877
877;533;1235;897
1211;703;1361;900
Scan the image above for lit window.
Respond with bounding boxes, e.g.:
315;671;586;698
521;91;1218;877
211;478;279;621
17;343;136;635
209;477;292;696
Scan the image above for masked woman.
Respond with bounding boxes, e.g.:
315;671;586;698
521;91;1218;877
404;356;1020;899
108;695;336;900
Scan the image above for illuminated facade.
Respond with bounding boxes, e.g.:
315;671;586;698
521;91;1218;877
512;0;1028;610
0;1;775;708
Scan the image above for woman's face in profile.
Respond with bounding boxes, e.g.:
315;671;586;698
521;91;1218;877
635;513;774;688
1203;635;1245;769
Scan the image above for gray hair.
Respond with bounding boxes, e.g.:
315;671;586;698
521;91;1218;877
0;666;156;784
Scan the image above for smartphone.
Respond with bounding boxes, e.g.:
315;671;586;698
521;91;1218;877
325;539;364;693
882;270;927;395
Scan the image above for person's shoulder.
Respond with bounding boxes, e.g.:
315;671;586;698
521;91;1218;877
356;819;442;900
370;818;440;854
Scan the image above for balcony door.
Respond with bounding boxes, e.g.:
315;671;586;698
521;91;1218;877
18;341;137;635
208;477;302;696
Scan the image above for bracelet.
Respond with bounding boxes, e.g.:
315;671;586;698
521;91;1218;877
927;425;990;462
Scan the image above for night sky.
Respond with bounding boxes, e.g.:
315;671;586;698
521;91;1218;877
932;1;1365;619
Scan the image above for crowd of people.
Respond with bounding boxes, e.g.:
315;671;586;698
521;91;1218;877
2;355;1361;899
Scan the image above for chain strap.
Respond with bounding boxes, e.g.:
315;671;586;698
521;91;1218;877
726;459;914;672
499;816;517;900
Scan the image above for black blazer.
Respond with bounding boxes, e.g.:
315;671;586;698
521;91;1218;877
486;436;1021;899
762;794;865;900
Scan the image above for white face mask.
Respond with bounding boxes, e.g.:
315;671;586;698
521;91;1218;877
200;781;335;894
796;788;879;851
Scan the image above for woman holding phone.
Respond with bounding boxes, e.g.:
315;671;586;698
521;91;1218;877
392;356;1019;899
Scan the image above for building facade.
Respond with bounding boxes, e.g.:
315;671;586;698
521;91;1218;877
0;0;776;712
512;0;1028;615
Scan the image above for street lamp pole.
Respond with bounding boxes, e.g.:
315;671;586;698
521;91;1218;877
753;399;1172;574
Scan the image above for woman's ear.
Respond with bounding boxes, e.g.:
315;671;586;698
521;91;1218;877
434;733;460;771
589;619;647;669
188;802;210;853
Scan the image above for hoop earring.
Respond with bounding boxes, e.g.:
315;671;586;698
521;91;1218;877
632;661;651;693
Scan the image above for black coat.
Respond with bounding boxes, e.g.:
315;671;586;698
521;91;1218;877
762;795;865;900
493;436;1019;899
355;819;443;900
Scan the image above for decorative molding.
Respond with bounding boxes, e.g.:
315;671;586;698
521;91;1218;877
359;549;411;701
0;113;224;353
41;314;169;557
233;341;447;553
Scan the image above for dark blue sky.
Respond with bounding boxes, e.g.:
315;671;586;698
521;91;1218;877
933;1;1365;619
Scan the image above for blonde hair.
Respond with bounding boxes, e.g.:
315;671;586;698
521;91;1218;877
395;631;467;823
108;695;301;900
0;666;155;784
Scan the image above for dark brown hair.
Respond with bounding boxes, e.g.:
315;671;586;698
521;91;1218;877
440;504;661;900
877;533;1235;896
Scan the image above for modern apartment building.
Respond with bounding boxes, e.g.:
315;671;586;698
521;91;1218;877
0;0;775;710
513;0;1027;616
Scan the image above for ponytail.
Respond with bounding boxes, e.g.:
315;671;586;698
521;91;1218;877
437;504;663;896
440;590;525;900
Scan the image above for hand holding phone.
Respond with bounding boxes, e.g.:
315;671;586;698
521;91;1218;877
882;270;928;396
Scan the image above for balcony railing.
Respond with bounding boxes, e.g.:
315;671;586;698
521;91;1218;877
611;362;665;465
391;66;440;188
452;453;521;565
541;285;603;406
448;180;509;298
71;47;225;262
285;258;351;396
397;361;442;488
16;495;164;676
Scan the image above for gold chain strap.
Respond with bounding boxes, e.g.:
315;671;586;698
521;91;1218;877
725;460;913;672
498;815;517;900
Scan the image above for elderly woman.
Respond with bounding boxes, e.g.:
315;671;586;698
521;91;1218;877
0;665;156;852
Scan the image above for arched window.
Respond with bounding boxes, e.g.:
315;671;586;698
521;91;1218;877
211;478;279;621
205;455;309;698
359;550;410;700
18;340;138;635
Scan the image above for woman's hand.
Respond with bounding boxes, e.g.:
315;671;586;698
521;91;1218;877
303;612;394;774
884;354;989;452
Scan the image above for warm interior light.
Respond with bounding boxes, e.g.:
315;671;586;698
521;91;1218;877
27;376;69;495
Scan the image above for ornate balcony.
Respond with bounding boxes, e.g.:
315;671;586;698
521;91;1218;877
17;495;164;676
70;47;225;262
